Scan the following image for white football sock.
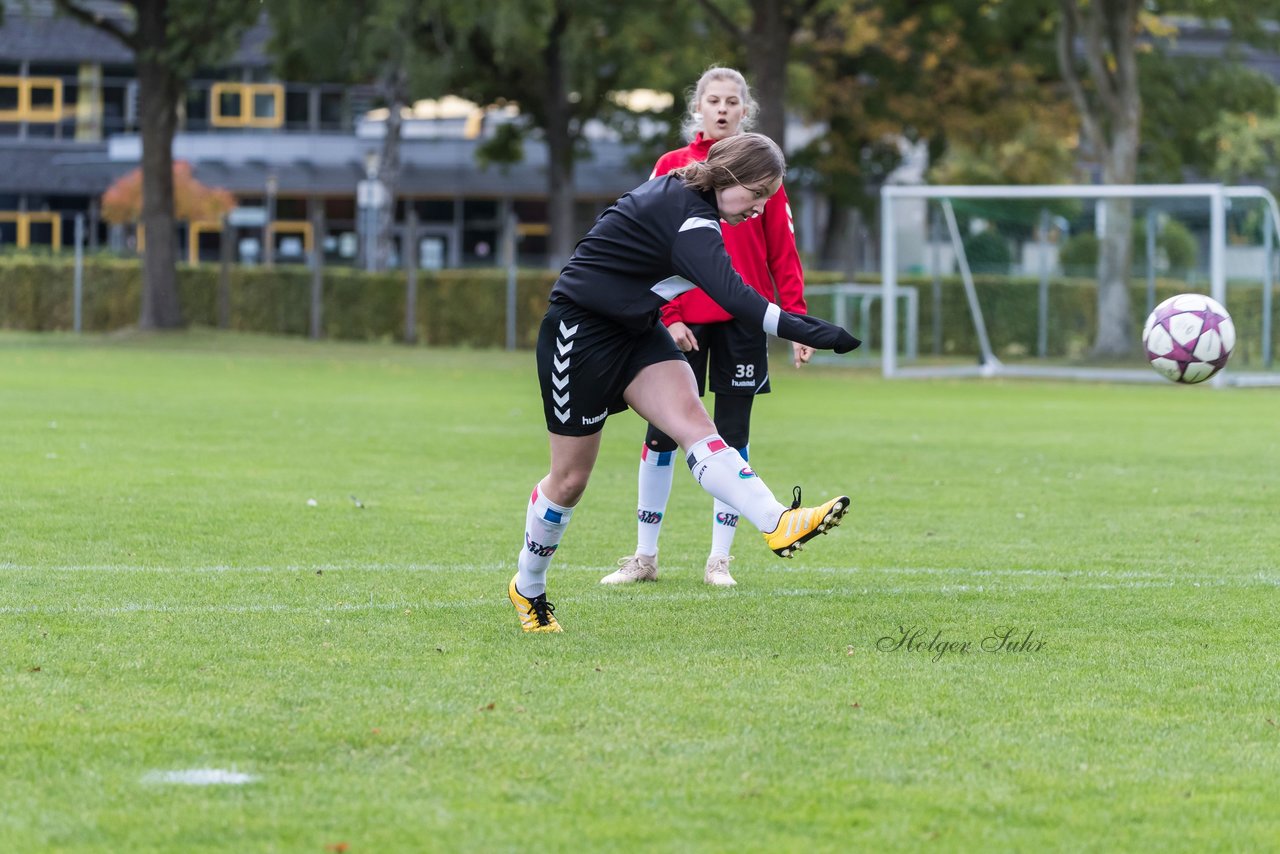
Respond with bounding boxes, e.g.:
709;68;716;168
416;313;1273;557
708;443;748;557
636;443;675;556
516;484;574;598
685;435;785;534
709;498;739;558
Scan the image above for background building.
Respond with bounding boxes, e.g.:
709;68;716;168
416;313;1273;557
0;0;651;268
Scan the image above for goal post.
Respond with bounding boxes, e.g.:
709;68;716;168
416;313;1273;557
878;182;1280;386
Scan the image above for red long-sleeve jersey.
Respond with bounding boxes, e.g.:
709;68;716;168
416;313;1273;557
650;132;806;325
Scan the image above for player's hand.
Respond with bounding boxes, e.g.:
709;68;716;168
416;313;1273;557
792;343;813;368
667;321;698;352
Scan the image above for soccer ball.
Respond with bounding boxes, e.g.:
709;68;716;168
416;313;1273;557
1141;293;1235;384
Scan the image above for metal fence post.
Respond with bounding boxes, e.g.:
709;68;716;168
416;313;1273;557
73;214;84;333
404;207;418;345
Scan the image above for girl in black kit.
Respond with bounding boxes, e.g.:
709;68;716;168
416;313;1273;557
509;133;859;632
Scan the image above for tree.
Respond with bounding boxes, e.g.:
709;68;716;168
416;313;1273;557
792;0;1071;268
1202;100;1280;188
267;0;450;271
1138;50;1278;184
1055;0;1145;356
54;0;260;329
443;0;695;268
1056;2;1280;355
692;0;824;148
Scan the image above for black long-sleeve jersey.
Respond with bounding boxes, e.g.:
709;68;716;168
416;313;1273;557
550;176;859;354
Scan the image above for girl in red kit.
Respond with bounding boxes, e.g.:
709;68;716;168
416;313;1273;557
602;67;811;588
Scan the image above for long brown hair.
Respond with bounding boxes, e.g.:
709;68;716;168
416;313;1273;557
673;133;785;193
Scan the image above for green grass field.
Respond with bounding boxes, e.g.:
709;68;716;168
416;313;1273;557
3;329;1278;852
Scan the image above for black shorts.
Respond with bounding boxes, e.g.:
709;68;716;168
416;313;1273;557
536;299;686;436
682;316;771;396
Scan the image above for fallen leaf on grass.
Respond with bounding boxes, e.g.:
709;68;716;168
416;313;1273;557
324;844;349;853
28;666;42;672
479;702;495;712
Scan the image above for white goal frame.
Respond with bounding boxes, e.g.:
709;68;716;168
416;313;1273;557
880;183;1280;386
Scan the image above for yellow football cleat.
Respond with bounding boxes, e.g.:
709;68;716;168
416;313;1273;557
763;488;850;558
509;575;563;633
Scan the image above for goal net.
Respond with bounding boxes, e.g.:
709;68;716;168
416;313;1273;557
869;183;1280;386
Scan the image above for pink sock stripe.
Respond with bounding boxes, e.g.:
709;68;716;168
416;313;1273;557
530;485;572;525
686;434;733;470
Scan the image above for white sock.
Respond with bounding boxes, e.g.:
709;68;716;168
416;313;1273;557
710;498;738;558
685;435;785;534
516;484;574;598
636;443;675;556
709;443;747;558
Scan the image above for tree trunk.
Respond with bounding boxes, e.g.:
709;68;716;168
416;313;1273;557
544;6;575;270
748;0;791;147
136;1;183;330
373;60;409;271
819;198;849;268
1093;103;1141;355
1057;0;1142;357
1094;197;1134;355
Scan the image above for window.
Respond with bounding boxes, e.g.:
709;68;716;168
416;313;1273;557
266;220;314;262
318;91;346;130
209;82;283;128
0;212;63;250
284;89;311;130
412;199;455;223
0;77;64;122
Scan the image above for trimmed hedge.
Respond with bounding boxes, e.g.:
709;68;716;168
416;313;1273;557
2;257;1276;363
805;273;1279;365
0;257;560;348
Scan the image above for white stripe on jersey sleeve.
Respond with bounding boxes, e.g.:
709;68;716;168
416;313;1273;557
763;303;781;336
652;275;698;301
679;217;722;234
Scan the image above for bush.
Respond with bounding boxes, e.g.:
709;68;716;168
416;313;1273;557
962;230;1013;272
1057;219;1198;276
4;258;1275;366
0;257;561;347
1058;233;1099;276
1133;217;1197;273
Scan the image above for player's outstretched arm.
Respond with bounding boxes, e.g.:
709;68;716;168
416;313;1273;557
770;307;861;353
673;228;859;353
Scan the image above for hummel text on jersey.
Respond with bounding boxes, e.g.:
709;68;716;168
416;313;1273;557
581;409;608;426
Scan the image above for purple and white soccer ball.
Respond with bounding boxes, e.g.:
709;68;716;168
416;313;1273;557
1141;293;1235;384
